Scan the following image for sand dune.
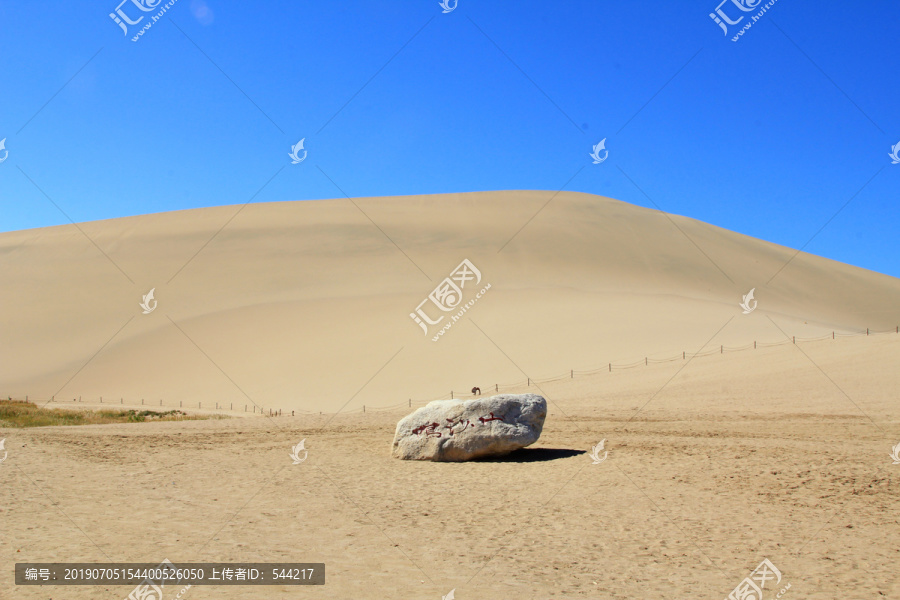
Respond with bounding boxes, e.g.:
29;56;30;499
0;191;900;410
2;191;898;412
3;191;900;599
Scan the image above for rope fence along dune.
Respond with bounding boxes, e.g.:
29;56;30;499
4;326;897;417
431;325;899;410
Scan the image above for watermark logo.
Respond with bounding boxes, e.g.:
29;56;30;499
740;288;757;314
726;558;789;600
890;442;900;465
140;288;157;314
289;139;307;164
0;439;7;464
709;0;760;34
439;0;457;13
442;589;456;600
589;139;608;164
290;439;308;464
589;439;608;464
410;259;491;341
110;0;180;42
0;138;8;163
127;582;162;600
889;141;900;165
110;0;161;35
710;0;778;42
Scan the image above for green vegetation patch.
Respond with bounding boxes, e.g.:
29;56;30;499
0;399;224;428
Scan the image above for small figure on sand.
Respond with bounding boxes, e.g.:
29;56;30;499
471;386;481;396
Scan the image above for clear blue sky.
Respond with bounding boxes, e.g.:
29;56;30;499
1;0;898;276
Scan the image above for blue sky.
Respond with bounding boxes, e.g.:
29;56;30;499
1;0;898;276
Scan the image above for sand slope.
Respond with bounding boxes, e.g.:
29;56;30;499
1;191;898;412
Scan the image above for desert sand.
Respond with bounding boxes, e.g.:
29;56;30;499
1;191;899;599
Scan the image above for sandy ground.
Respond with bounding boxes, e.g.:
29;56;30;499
2;334;899;599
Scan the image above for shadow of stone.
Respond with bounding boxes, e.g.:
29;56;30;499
473;447;585;463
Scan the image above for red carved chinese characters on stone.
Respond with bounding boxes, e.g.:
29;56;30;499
478;412;504;424
412;422;442;438
411;413;507;438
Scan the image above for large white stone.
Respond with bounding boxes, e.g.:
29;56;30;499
391;394;547;461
